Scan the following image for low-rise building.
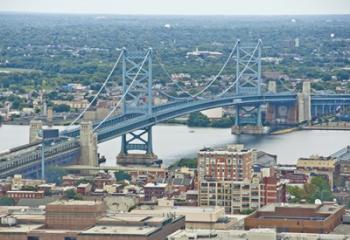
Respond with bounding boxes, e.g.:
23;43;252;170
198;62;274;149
132;205;236;230
0;200;185;240
7;190;44;200
245;203;345;233
297;155;336;187
144;183;169;201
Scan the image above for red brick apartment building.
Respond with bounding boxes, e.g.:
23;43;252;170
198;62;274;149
197;145;253;182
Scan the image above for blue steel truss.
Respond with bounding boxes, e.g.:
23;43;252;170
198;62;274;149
120;49;154;155
234;40;263;127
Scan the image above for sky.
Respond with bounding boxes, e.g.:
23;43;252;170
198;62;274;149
0;0;350;15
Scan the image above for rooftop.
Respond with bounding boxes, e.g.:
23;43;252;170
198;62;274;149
144;183;167;188
48;200;102;206
0;224;42;233
81;225;159;236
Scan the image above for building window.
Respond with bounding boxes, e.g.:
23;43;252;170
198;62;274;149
28;237;40;240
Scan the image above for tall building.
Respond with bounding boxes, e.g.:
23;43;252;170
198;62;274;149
197;145;254;182
197;145;286;214
199;177;261;214
199;176;287;214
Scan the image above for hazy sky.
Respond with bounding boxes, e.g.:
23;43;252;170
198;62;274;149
1;0;350;15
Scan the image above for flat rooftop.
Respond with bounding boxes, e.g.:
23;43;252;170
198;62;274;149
257;203;345;219
0;224;42;233
81;225;159;236
48;200;102;206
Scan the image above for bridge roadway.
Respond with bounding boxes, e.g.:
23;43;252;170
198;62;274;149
1;93;350;178
62;93;350;143
0;138;80;178
63;93;296;142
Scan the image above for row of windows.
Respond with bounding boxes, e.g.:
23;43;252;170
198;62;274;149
28;237;76;240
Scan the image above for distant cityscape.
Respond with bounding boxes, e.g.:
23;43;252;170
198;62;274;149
1;11;350;240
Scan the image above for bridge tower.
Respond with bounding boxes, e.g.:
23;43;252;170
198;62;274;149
232;40;265;134
79;121;98;167
297;81;311;123
117;48;158;165
29;120;43;143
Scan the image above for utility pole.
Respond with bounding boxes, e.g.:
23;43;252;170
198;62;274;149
41;140;45;180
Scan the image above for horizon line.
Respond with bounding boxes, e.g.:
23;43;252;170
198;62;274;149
1;10;350;17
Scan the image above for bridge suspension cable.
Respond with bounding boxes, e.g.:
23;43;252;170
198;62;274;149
217;40;261;97
192;40;238;98
154;40;239;100
93;49;152;132
69;49;125;126
154;51;194;99
260;45;294;93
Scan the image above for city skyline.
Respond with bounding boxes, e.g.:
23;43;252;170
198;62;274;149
1;0;350;15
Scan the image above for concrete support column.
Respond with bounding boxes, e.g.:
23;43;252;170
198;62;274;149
297;81;311;123
47;107;53;127
267;80;277;93
29;120;43;143
257;105;262;127
79;121;98;167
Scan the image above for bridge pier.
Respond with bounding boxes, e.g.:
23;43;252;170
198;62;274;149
297;81;311;123
266;103;298;125
29;120;43;143
79;121;98;167
231;104;265;135
117;126;158;166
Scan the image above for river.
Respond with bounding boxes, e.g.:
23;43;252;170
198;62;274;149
0;124;349;166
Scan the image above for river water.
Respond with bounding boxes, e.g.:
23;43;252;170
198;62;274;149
0;124;349;166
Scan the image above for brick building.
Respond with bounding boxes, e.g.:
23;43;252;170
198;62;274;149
297;155;335;187
199;176;287;214
7;190;44;200
197;145;254;182
0;200;185;240
245;203;345;233
144;183;169;201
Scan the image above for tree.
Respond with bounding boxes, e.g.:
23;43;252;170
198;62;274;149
187;112;210;127
287;176;333;203
53;104;70;113
114;171;131;182
0;115;3;125
240;209;255;215
46;165;67;185
21;185;37;191
0;197;16;206
336;70;350;81
64;189;82;200
321;73;332;81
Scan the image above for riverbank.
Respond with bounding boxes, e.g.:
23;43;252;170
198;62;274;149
270;127;299;135
302;122;350;131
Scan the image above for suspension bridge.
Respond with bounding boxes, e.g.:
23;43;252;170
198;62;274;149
1;40;350;179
